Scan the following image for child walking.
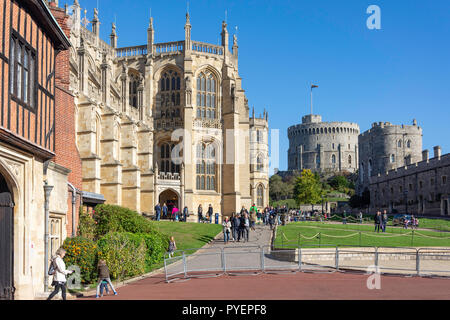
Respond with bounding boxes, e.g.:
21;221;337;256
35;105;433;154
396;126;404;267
96;259;117;298
168;236;177;258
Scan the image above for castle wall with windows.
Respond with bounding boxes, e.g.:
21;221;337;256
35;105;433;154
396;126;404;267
358;121;423;194
287;114;360;175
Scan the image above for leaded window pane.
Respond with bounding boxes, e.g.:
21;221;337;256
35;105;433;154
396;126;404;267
10;39;15;94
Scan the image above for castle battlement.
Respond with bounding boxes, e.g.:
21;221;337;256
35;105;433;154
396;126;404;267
372;150;450;183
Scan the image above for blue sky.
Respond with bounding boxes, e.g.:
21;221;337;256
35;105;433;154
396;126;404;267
63;0;450;173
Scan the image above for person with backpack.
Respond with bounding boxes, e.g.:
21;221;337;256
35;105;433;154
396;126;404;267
47;248;74;300
96;259;117;298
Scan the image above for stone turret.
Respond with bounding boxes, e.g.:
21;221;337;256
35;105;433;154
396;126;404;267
92;8;100;37
147;16;154;55
184;13;191;53
110;23;117;48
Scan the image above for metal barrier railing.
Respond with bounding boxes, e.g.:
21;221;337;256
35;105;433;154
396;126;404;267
163;245;450;282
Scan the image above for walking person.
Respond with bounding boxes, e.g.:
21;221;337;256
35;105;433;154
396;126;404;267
382;210;388;232
207;204;214;224
47;248;74;300
249;203;257;231
154;203;161;221
232;213;240;241
96;259;117;298
359;211;363;224
223;217;232;244
168;236;177;258
172;205;179;221
238;212;246;242
342;211;347;225
244;213;250;242
198;204;203;223
374;211;382;233
183;206;189;222
162;203;168;219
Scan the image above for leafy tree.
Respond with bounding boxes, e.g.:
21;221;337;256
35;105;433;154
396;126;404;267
293;169;325;206
269;174;284;201
329;175;350;192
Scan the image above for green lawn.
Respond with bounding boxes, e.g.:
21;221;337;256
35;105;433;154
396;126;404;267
275;221;450;248
150;221;222;252
328;214;450;232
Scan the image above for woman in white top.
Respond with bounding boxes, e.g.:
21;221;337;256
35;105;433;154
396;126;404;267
222;217;232;244
47;248;73;300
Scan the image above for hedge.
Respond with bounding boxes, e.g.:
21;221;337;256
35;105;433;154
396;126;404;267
93;204;157;237
97;232;147;280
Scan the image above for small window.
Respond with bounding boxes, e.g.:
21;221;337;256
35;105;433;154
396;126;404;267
398;140;402;148
409;184;413;191
443;176;447;185
390;154;395;163
419;181;423;189
407;140;411;148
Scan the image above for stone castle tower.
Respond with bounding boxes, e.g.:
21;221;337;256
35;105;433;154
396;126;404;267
67;3;269;217
287;114;360;175
358;120;423;193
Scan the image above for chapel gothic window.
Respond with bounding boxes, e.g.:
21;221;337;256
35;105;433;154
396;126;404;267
196;72;217;119
160;143;180;174
159;70;181;118
257;185;264;207
196;143;216;191
256;154;264;172
129;75;139;108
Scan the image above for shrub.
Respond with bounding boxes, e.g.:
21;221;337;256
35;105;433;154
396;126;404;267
77;208;97;240
134;232;170;270
62;237;98;284
93;204;156;237
97;232;146;281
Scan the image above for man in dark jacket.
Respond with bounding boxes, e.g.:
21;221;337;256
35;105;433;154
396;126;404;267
154;203;161;221
207;204;214;223
183;206;189;222
238;213;247;242
374;211;382;233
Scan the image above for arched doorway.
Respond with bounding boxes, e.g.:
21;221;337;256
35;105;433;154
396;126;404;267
0;172;14;300
159;189;179;219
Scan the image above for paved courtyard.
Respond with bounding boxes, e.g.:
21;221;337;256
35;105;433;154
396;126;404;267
78;223;450;300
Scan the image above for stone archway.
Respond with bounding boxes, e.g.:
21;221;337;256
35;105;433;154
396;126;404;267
159;189;180;218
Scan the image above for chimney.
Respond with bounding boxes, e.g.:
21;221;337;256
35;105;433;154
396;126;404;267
422;149;429;162
433;146;442;159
